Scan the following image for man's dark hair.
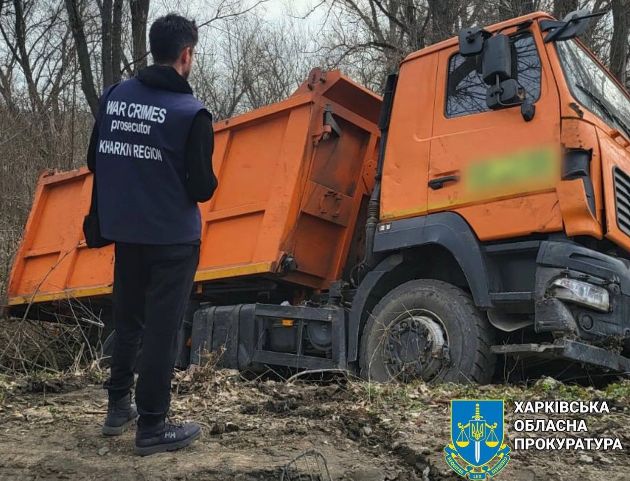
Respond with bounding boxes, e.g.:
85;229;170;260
149;14;198;64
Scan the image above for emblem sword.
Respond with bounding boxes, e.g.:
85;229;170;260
470;403;486;463
475;437;481;463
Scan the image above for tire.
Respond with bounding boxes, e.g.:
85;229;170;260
359;279;495;384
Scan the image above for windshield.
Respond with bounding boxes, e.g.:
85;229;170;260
556;39;630;139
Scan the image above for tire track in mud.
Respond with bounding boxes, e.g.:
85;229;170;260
2;373;629;481
240;382;446;481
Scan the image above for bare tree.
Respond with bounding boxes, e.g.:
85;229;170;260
65;0;99;115
130;0;150;73
0;1;75;125
311;1;433;90
240;19;310;109
112;0;123;83
0;1;72;112
101;0;114;88
553;0;578;18
66;0;139;113
497;0;539;16
427;0;460;43
100;0;124;88
609;0;629;84
12;0;41;110
191;13;309;119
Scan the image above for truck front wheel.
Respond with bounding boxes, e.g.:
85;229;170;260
359;279;495;384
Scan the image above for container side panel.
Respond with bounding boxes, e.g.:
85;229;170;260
16;250;80;297
67;245;114;289
30;180;83;252
198;105;312;274
201;212;264;266
208;114;288;211
309;119;369;197
12;172;95;300
292;214;345;279
250;105;313;262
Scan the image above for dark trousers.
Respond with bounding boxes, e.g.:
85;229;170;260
105;242;200;428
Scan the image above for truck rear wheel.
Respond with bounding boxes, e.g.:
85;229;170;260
359;279;495;384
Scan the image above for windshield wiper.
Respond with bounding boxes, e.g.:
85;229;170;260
576;83;630;139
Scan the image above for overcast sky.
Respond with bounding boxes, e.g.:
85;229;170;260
149;0;329;71
152;0;324;27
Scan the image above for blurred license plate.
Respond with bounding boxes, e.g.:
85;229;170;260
466;147;556;193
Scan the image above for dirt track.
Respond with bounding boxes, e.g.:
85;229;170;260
0;369;628;481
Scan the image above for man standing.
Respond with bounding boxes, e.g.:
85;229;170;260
86;14;217;456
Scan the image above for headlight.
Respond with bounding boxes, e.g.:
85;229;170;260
550;278;610;312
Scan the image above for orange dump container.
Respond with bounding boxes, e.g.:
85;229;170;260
7;70;381;310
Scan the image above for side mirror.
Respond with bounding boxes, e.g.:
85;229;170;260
481;34;533;120
486;78;535;121
459;25;537;119
458;27;491;57
541;9;606;43
486;79;525;109
482;34;512;84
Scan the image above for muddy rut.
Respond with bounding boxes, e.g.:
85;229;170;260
0;370;628;480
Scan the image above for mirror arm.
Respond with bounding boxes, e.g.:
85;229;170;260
544;20;572;43
542;10;606;43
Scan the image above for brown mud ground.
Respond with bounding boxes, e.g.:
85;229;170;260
0;369;628;481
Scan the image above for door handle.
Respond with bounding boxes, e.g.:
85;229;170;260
428;175;460;190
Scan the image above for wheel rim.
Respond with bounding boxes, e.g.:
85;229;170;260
381;309;449;382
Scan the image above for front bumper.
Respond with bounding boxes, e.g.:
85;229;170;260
535;240;630;344
497;240;630;372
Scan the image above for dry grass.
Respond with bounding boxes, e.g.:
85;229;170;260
0;311;108;377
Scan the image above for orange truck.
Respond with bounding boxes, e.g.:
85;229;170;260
6;10;630;382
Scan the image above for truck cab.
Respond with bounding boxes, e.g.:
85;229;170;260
359;10;630;381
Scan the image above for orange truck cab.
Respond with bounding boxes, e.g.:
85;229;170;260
7;10;630;382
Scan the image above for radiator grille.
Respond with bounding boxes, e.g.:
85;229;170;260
614;167;630;236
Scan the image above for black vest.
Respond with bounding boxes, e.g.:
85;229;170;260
95;77;205;244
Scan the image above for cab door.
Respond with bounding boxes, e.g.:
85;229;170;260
428;28;563;240
379;49;438;221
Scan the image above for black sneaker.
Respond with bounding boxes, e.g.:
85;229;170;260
135;421;202;456
102;393;138;436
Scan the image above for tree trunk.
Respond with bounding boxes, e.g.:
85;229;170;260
610;0;629;85
496;0;537;18
101;0;113;89
130;0;150;73
520;0;536;14
427;0;457;44
12;0;43;112
64;0;99;116
553;0;578;20
112;0;123;82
